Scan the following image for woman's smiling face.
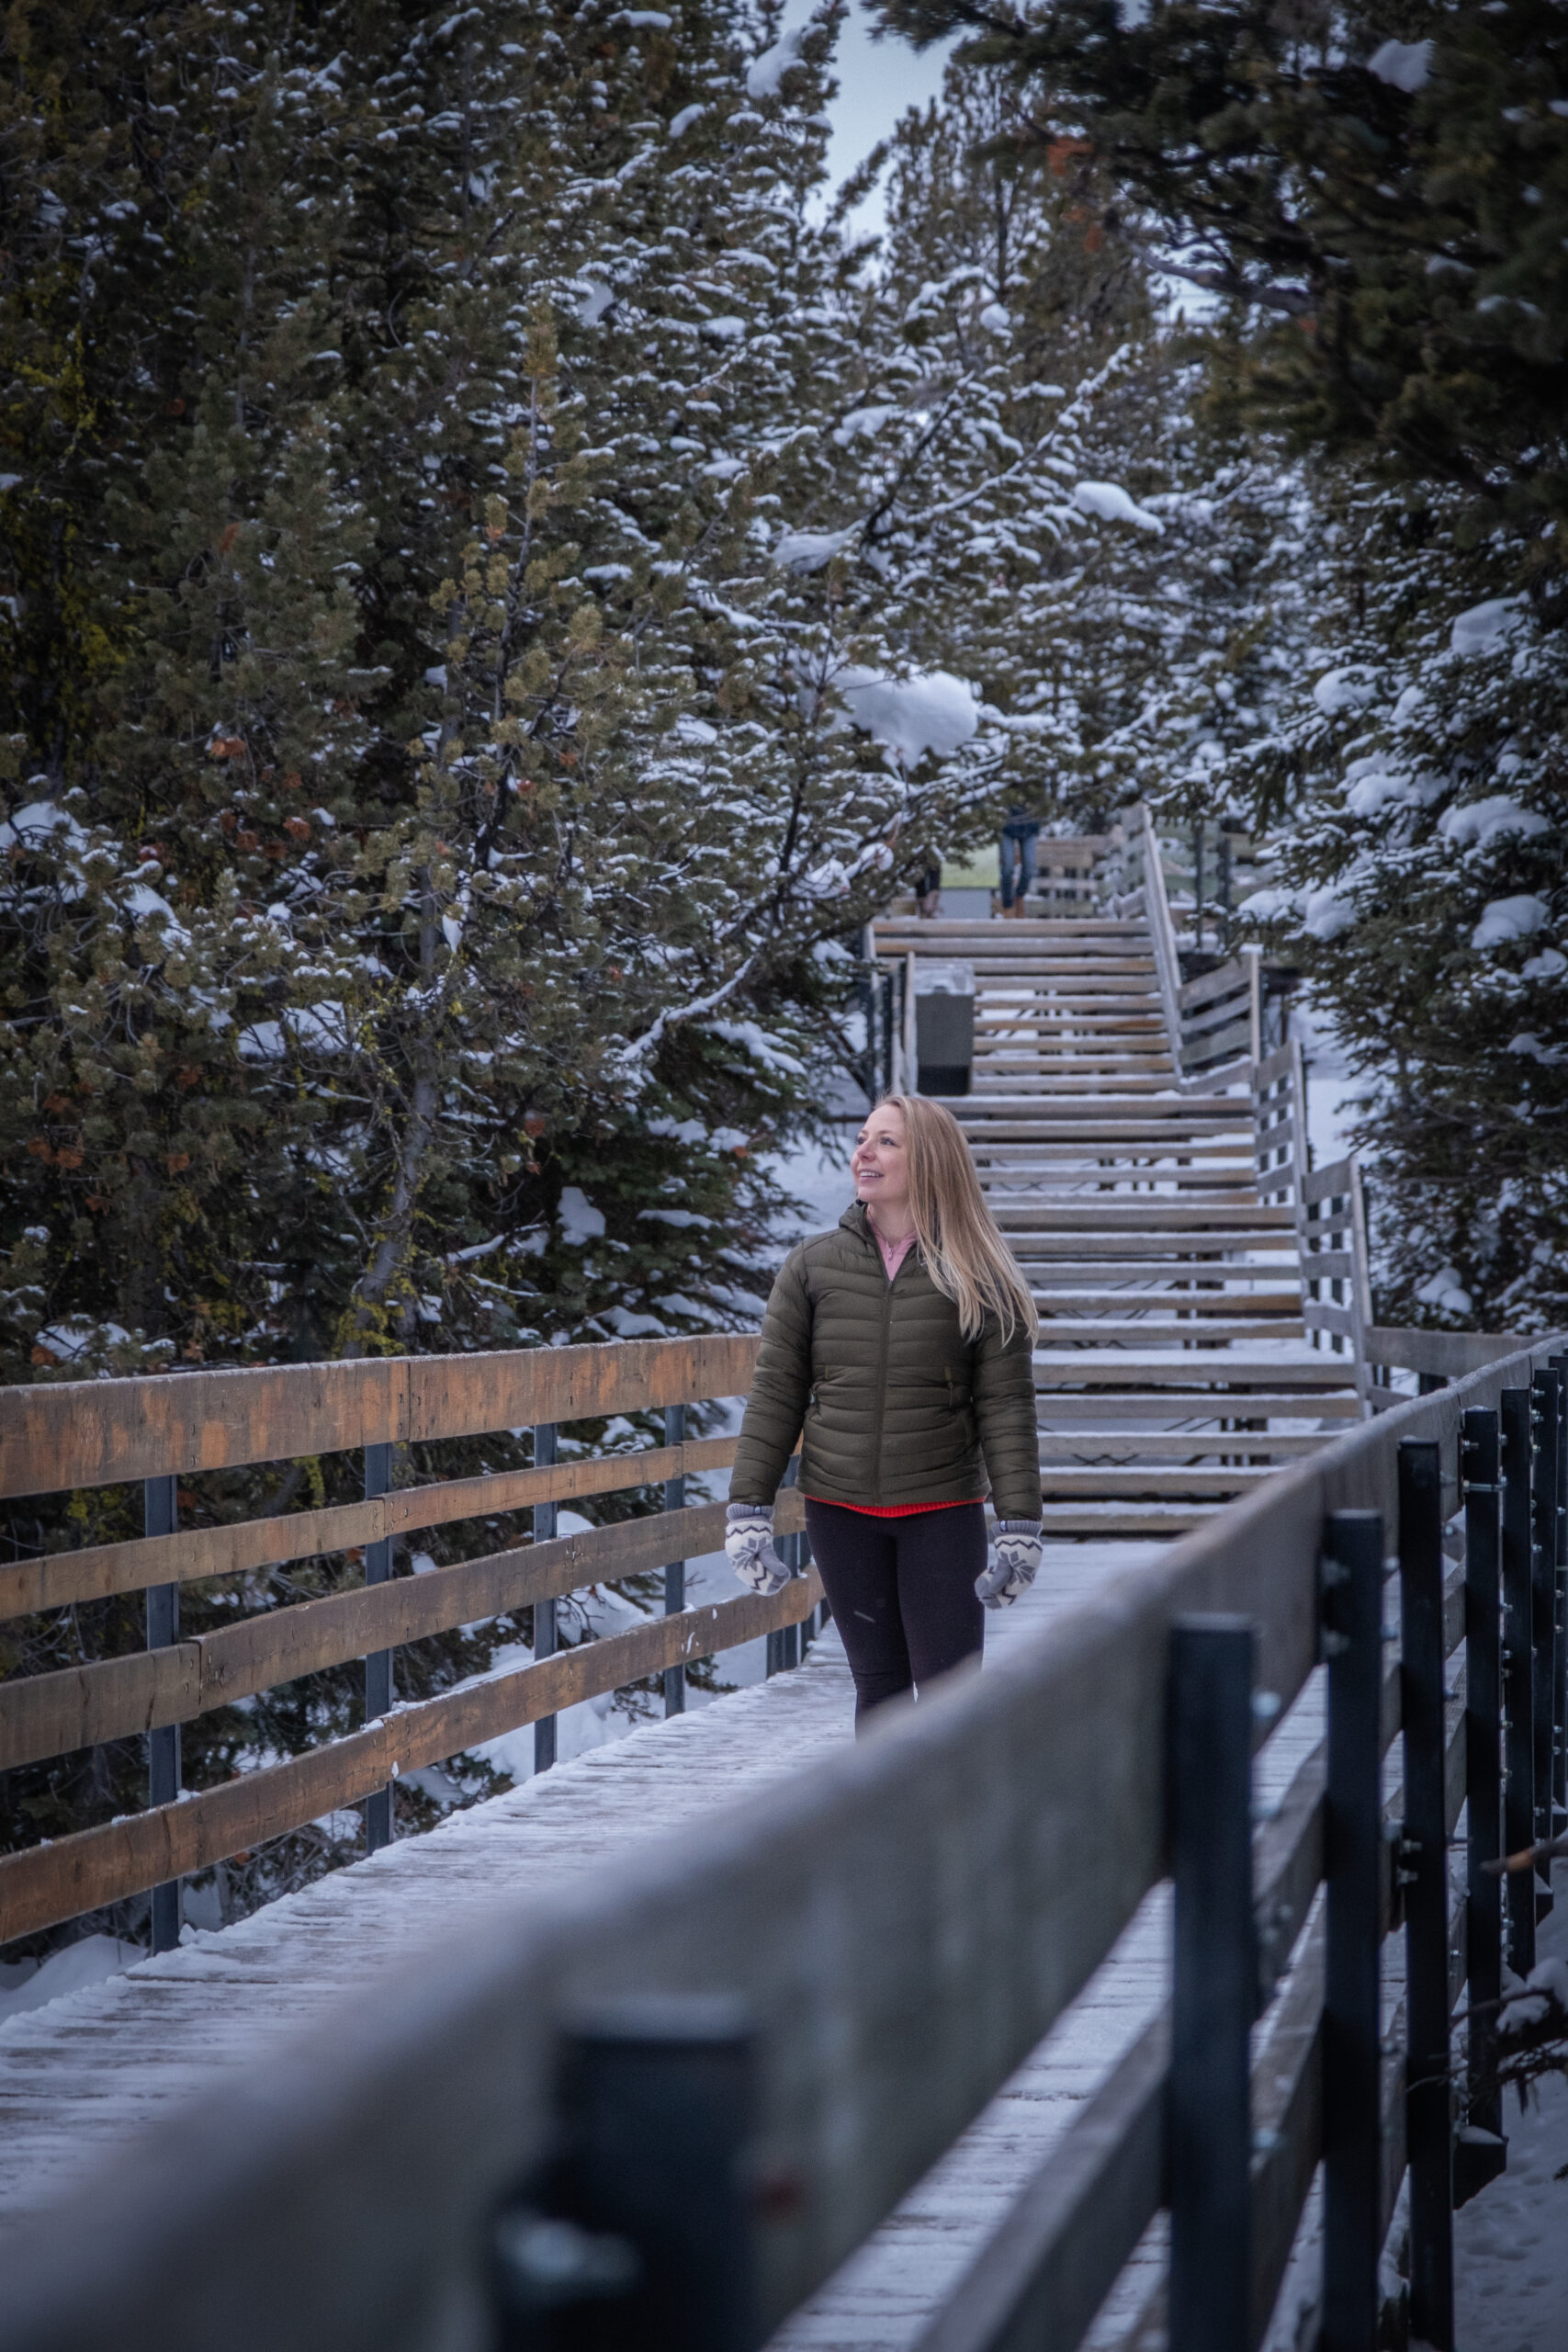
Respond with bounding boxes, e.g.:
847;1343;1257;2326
851;1102;910;1216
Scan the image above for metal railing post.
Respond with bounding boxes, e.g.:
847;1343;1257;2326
664;1404;686;1718
1460;1408;1506;2191
534;1423;558;1774
363;1442;395;1854
491;1997;757;2350
144;1473;181;1954
1321;1508;1383;2352
1399;1438;1453;2350
1167;1614;1254;2352
1501;1386;1536;1974
1530;1370;1560;1920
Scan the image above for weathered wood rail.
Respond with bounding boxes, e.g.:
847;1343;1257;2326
1;1330;1562;2352
0;1335;819;1947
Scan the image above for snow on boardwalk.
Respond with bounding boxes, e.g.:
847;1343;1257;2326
0;1540;1315;2345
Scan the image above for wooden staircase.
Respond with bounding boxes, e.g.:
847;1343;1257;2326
871;905;1367;1536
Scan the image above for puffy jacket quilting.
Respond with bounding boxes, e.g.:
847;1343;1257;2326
730;1203;1040;1521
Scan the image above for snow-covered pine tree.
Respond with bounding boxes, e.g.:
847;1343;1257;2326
1235;481;1567;1333
819;68;1317;854
0;0;1008;1932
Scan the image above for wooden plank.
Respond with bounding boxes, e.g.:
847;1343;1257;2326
0;1346;1556;2352
1031;1322;1305;1347
1035;1395;1363;1422
993;1203;1293;1231
908;2013;1168;2352
1254;1744;1325;2008
1033;1360;1359;1391
1180;1016;1253;1068
1037;1432;1331;1460
1363;1326;1526;1377
0;1333;761;1503
0;1560;822;1944
1035;1295;1304;1317
1039;1469;1275;1498
1010;1233;1299;1259
0;1436;749;1621
1300;1157;1356;1207
1030;1263;1305;1285
1177;957;1249;1013
0;1492;807;1771
1299;1249;1355;1281
1303;1299;1355;1340
1248;1902;1325;2346
0;1645;203;1771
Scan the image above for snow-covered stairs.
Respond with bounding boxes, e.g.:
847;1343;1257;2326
872;910;1363;1535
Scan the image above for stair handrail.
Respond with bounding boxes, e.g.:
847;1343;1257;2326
1131;800;1184;1054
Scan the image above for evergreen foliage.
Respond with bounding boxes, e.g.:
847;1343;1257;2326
866;0;1568;592
866;0;1566;1335
0;0;1000;1929
1238;484;1567;1332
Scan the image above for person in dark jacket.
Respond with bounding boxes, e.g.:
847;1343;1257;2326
726;1094;1043;1726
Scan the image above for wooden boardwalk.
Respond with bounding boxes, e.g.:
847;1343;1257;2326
0;882;1371;2340
0;1544;1326;2347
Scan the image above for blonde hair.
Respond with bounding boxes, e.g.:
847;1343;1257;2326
875;1094;1038;1346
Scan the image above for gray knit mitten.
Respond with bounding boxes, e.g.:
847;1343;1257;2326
976;1521;1043;1611
725;1502;792;1597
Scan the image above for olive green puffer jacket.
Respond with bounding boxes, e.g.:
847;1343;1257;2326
730;1203;1041;1521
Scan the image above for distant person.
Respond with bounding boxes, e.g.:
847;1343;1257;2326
998;804;1041;916
913;857;942;919
724;1094;1043;1729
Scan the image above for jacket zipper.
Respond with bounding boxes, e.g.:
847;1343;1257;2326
871;1227;901;1498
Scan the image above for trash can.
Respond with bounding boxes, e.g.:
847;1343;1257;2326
914;961;976;1097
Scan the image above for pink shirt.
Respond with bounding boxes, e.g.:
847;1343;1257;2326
873;1224;917;1283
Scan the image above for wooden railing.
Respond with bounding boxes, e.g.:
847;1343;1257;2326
2;1340;1563;2352
0;1337;821;1947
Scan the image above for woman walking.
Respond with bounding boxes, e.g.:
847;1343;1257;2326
725;1095;1043;1728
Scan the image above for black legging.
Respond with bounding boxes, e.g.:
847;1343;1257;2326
804;1498;987;1728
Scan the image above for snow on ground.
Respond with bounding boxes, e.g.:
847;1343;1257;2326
0;1937;144;2028
1289;992;1364;1170
1454;1860;1568;2351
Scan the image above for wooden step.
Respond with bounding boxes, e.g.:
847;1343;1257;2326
1033;1355;1359;1390
1040;1468;1277;1498
972;1058;1177;1078
1030;1320;1307;1345
973;1050;1174;1067
973;1141;1258;1162
1034;1504;1221;1536
1009;1234;1298;1260
970;1077;1201;1098
985;1181;1264;1201
962;974;1162;992
953;1098;1248;1121
974;1005;1166;1021
969;1127;1257;1151
1035;1393;1363;1421
996;1203;1292;1232
874;920;1148;937
971;996;1167;1016
1034;1291;1305;1316
1026;1262;1306;1286
1037;1431;1332;1459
